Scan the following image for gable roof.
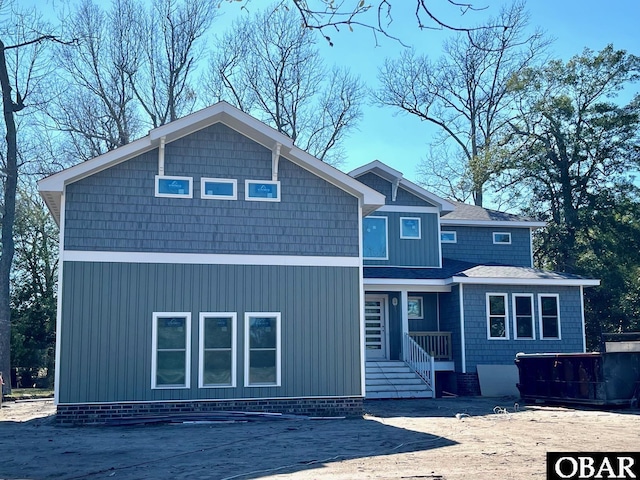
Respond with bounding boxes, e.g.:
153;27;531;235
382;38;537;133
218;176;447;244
38;101;386;223
348;160;455;213
441;201;546;228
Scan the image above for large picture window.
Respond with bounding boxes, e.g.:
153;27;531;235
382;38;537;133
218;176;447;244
486;294;509;339
199;313;236;388
539;294;561;339
513;294;535;339
152;312;191;388
245;313;281;386
363;216;388;259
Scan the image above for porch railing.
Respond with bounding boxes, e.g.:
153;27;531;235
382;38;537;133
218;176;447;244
403;333;435;393
409;331;452;361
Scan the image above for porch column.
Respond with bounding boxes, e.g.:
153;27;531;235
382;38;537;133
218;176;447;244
400;290;409;346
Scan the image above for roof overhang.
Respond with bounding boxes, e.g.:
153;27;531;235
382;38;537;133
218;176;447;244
349;160;455;213
450;276;601;287
441;219;547;228
364;278;452;292
38;102;385;223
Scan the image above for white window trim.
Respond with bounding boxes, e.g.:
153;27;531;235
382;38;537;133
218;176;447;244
512;294;535;340
538;294;561;340
244;312;281;387
486;293;509;340
400;217;421;240
198;312;237;388
363;216;389;260
155;175;193;198
408;296;424;319
200;178;237;200
441;231;457;243
245;179;281;202
493;232;512;244
151;312;191;389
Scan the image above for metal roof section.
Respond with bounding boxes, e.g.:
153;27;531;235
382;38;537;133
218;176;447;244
364;259;600;287
38;101;386;223
348;160;455;213
441;200;546;228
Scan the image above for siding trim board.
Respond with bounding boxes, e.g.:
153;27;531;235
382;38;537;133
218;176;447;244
63;251;361;267
54;190;66;405
377;205;440;214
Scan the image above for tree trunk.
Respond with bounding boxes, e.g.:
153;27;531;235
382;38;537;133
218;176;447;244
0;40;19;394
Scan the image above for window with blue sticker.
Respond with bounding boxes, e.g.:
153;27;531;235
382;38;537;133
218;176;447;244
155;175;193;198
201;178;237;200
363;216;388;259
245;180;280;201
400;217;421;239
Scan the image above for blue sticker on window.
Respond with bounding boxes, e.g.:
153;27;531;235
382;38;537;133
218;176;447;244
248;182;278;199
158;178;190;196
204;181;234;197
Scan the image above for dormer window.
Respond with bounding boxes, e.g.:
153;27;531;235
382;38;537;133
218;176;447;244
493;232;511;244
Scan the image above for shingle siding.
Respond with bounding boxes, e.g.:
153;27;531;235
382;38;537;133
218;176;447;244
441;226;532;267
64;123;359;256
461;285;584;372
355;172;437;207
438;287;463;370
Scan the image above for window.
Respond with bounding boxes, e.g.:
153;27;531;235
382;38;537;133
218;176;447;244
245;180;280;202
400;217;421;239
155;175;193;198
245;313;281;386
539;294;561;339
486;294;509;339
363;216;388;259
407;297;423;319
199;313;236;388
441;231;457;243
493;232;512;244
513;294;535;339
201;178;237;200
152;312;191;388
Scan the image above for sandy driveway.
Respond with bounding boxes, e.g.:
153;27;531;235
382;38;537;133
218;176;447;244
1;397;638;479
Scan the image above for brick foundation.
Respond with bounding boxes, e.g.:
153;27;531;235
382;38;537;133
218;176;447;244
56;397;363;425
456;372;481;396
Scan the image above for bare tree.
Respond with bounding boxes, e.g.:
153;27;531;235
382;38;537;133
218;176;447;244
375;1;549;206
131;0;218;127
50;0;143;161
0;2;73;394
205;4;364;165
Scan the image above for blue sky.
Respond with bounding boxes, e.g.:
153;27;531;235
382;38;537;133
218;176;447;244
22;0;640;181
304;0;640;179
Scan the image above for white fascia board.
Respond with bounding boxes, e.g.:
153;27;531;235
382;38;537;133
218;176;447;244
398;178;455;213
440;219;547;228
349;160;403;180
364;278;451;291
450;276;601;287
64;250;361;267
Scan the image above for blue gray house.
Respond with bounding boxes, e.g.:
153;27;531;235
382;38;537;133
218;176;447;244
38;102;598;423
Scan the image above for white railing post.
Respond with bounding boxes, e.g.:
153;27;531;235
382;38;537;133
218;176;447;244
403;333;436;394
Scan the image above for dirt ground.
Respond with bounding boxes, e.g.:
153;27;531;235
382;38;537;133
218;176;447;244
1;396;638;480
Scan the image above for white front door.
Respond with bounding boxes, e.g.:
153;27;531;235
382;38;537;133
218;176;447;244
365;295;388;360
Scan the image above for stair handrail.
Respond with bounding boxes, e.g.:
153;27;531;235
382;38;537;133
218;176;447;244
403;333;436;393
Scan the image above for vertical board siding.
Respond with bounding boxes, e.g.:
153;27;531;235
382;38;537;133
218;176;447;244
441;226;532;267
364;212;440;267
59;262;361;404
64;123;359;257
461;285;584;372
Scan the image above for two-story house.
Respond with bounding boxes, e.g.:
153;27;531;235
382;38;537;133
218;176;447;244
38;102;598;424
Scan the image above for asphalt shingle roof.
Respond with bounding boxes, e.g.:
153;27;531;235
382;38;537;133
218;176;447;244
442;200;540;223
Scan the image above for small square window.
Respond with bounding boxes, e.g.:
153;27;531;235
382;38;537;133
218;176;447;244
493;232;512;244
155;175;193;198
441;231;457;243
408;297;423;319
245;180;280;202
400;217;421;239
201;178;237;200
